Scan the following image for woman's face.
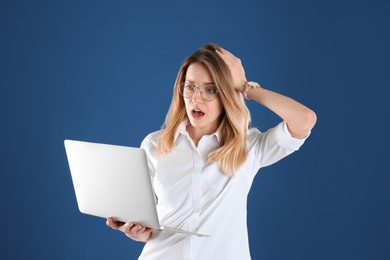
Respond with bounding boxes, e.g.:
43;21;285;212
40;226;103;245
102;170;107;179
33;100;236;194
183;63;223;135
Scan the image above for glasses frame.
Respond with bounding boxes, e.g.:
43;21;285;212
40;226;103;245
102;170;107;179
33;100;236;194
178;82;219;102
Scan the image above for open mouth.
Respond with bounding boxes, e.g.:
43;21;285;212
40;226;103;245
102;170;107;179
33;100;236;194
191;109;205;118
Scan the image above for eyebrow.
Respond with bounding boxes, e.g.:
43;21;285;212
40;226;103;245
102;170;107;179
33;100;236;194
185;79;215;85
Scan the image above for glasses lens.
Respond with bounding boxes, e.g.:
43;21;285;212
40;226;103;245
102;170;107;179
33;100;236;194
179;83;193;98
202;86;218;101
178;82;218;101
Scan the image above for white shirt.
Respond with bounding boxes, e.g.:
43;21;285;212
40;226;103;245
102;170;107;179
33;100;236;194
139;121;308;260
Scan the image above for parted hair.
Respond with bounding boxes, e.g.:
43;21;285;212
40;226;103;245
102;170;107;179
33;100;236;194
156;43;251;176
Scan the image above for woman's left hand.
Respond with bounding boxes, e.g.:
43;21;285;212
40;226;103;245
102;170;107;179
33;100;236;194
106;217;153;242
216;47;247;92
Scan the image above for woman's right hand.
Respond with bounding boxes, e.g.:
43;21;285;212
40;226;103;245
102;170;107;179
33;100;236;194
106;217;154;242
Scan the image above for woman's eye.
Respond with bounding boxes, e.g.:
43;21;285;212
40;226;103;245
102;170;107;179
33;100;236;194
185;85;195;91
206;88;217;94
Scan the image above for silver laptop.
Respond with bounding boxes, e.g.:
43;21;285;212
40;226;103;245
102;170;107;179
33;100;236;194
64;139;209;237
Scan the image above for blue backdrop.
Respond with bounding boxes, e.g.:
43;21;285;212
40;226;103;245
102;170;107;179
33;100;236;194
1;0;389;259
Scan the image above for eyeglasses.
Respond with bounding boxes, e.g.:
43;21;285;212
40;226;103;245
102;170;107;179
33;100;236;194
178;82;219;102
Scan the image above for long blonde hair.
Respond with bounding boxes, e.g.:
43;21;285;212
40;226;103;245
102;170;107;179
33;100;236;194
157;43;251;176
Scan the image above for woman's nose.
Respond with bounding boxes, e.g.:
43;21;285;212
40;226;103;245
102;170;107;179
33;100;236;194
191;88;203;103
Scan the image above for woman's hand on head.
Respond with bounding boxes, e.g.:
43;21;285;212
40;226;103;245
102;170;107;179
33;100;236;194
106;217;154;242
216;47;247;92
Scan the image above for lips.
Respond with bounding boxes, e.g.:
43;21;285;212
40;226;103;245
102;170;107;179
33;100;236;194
191;109;205;119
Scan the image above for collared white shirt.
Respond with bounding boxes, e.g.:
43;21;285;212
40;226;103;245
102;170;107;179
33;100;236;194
139;120;308;260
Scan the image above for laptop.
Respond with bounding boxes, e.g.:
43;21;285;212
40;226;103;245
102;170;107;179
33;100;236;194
64;139;209;237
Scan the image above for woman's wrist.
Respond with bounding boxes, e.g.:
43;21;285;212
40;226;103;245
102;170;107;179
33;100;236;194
242;81;261;100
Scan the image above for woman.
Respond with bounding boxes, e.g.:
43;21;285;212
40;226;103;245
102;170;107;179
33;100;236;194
106;43;317;259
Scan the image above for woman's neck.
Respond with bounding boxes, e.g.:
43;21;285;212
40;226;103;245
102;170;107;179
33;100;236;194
186;124;217;147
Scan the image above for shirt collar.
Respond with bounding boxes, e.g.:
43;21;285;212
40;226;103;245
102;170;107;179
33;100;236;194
173;119;221;143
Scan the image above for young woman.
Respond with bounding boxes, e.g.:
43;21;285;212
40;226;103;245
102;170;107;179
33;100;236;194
106;43;317;259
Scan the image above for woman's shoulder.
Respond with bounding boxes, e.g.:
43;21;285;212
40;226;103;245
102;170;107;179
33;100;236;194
246;121;308;152
247;127;262;136
246;126;262;140
247;122;285;139
245;122;284;148
140;129;164;148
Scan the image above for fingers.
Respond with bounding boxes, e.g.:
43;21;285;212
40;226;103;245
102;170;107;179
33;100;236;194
123;223;154;242
106;218;154;242
106;217;125;230
106;217;116;228
216;47;240;64
216;47;247;91
216;47;233;64
123;222;138;233
123;223;147;235
215;47;241;69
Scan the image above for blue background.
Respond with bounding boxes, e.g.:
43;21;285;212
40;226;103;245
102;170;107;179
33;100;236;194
1;0;389;259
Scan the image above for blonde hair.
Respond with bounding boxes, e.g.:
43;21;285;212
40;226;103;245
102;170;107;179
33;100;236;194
157;43;251;176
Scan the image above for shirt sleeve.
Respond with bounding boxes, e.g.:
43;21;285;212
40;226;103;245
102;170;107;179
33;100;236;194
140;133;160;204
248;121;310;169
